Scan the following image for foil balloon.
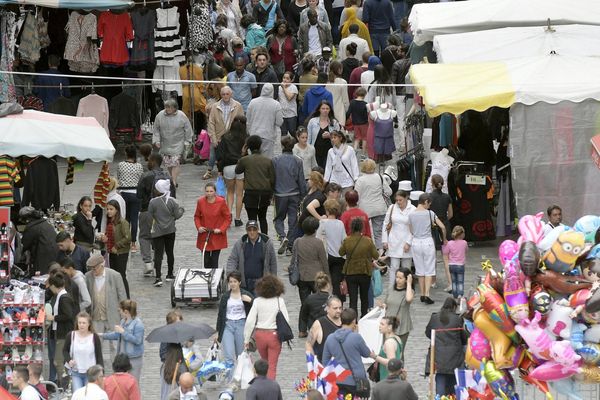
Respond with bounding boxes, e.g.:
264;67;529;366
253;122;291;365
538;225;568;253
480;359;519;400
546;301;574;339
575;342;600;365
499;240;519;265
549;340;581;366
473;308;514;369
515;311;554;360
470;327;492;361
519;354;553;400
478;282;519;343
586;288;600;314
584;324;600;343
518;212;545;245
575;365;600;383
532;269;592;295
531;291;553;315
574;215;600;244
482;260;504;295
571;323;587;350
519;241;541;277
550;378;583;400
528;360;581;382
542;230;586;273
465;343;482;370
503;261;529;323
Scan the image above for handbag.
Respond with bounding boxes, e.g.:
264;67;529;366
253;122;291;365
385;204;394;234
247;319;258;352
371;268;383;297
429;210;443;244
340;236;363;297
337;336;371;397
339;279;349;296
288;242;300;286
379;174;392;208
276;298;294;346
367;361;380;382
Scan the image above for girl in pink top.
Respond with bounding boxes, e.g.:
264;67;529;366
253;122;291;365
442;226;468;299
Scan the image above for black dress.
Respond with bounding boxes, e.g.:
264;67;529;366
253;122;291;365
430;189;452;246
455;175;495;242
314;126;332;168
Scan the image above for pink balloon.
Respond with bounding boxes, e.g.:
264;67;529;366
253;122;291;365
529;360;581;382
499;240;519;265
469;328;492;361
517;213;545;245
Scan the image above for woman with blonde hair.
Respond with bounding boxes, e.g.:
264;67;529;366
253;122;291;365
354;158;392;250
63;312;103;392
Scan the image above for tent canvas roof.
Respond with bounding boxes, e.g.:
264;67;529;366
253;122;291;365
409;0;600;46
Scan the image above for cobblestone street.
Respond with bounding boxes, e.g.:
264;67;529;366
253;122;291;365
57;152;502;400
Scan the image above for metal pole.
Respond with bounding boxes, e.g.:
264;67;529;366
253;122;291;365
429;329;436;400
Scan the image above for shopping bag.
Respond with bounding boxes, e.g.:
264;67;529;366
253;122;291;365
371;268;383;297
232;351;254;389
358;306;385;364
194;129;211;160
215;176;226;197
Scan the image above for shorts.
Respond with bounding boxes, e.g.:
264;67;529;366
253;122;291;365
223;165;244;180
162;154;180;168
353;124;368;140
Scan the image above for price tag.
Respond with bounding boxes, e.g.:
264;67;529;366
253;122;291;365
466;174;486;185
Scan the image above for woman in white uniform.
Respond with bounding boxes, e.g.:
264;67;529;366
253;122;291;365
407;193;447;305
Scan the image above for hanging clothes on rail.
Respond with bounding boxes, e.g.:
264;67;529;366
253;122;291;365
0;11;17;102
109;91;140;138
0;156;18;207
98;10;133;66
18;12;41;64
153;6;184;96
189;1;213;51
77;93;109;135
64;11;100;73
455;174;495;242
130;7;156;70
22;156;60;211
48;96;77;116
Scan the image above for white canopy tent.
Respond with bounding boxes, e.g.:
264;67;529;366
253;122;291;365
409;0;600;46
0;110;115;162
433;24;600;63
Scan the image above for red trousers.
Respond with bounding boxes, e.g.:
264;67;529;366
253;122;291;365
254;329;281;379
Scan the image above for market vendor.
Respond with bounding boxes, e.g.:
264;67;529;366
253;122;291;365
55;231;90;273
20;206;58;275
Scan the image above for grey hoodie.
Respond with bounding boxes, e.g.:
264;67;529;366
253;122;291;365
246;83;283;158
148;196;185;238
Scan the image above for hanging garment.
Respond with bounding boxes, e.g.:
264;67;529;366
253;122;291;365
48;96;77;116
0;156;18;206
373;115;396;161
37;15;50;49
188;2;213;51
0;11;17;102
130;7;156;70
154;6;184;66
64;11;100;73
94;162;110;208
179;63;206;118
77;93;109;135
98;11;133;66
456;175;495;242
152;65;182;95
109;92;140;136
18;12;41;64
425;153;452;194
22;157;60;211
16;95;44;111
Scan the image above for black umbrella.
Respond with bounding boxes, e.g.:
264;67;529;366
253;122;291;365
146;322;216;343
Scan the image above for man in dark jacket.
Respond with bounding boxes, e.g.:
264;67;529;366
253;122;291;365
272;136;307;254
246;359;283;400
136;153;176;275
298;9;333;57
48;273;75;386
55;231;90;273
20;207;58;275
363;0;397;56
251;50;279;100
371;359;418;400
226;221;277;293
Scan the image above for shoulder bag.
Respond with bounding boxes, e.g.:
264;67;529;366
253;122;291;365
379;174;392;208
385;204;394;234
340;236;363;296
337;336;371;397
429;210;443;244
276;298;294;347
288;242;300;286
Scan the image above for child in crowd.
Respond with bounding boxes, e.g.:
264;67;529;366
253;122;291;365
346;87;369;154
442;225;468;300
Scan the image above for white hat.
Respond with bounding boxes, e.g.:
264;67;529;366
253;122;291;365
410;190;424;201
398;180;412;192
384;165;398;181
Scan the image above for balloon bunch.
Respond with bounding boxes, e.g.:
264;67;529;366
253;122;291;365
463;214;600;400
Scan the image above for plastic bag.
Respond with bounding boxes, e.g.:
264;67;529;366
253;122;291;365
372;269;383;297
216;176;226;197
358;306;385;364
232;351;254;389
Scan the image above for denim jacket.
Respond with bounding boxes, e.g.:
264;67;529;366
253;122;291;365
103;317;145;358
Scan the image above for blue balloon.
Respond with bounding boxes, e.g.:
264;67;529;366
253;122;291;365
574;215;600;243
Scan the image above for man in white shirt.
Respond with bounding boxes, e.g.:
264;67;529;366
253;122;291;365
299;9;333;57
71;365;108;400
542;204;564;237
339;24;370;61
12;367;43;400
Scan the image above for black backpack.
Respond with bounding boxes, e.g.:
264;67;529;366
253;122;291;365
275;298;294;348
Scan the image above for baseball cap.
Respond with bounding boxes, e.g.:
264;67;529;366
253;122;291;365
86;254;104;268
387;358;403;373
246;220;259;230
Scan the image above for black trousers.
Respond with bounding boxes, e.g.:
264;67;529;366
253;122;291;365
109;252;130;298
346;274;371;318
328;255;345;302
153;232;176;279
297;280;315;333
204;250;221;269
243;192;271;234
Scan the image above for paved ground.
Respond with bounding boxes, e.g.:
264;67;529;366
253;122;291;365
57;147;506;400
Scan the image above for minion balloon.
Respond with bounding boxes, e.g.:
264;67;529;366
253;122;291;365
543;231;585;273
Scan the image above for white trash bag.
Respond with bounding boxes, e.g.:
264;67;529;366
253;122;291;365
358;306;385;364
232;351;254;389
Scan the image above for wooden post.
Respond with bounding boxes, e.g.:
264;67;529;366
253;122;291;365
430;329;436;400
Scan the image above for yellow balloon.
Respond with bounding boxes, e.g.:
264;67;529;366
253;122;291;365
473;308;513;369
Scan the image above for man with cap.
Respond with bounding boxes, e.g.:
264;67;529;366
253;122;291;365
84;254;127;354
315;46;332;75
226;220;277;294
55;231;90;273
371;358;417;400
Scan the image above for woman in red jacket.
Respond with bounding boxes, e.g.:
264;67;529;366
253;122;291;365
194;182;232;268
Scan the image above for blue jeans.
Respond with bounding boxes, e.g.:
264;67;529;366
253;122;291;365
222;319;246;364
391;1;406;29
121;191;141;243
208;143;216;170
273;195;300;247
370;31;390;56
71;370;88;392
331;7;344;44
449;264;465;298
436;373;457;396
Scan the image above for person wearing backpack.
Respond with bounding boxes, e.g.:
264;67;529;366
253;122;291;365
136;154;176;277
148;179;185;287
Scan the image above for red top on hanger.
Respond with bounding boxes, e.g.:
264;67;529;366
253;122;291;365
98;11;134;66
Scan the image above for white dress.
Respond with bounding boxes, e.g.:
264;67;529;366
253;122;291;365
382;202;415;258
326;77;350;126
